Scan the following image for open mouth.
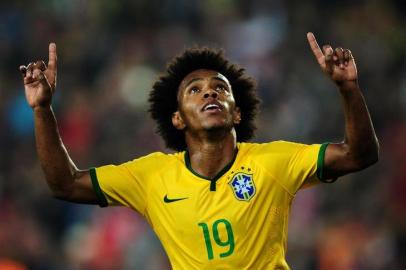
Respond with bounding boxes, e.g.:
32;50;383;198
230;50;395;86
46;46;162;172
204;104;221;111
202;101;223;112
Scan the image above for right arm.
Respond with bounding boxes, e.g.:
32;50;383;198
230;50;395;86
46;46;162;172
20;43;98;204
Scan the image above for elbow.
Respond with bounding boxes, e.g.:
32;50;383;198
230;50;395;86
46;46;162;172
44;171;78;201
52;190;71;200
358;150;379;169
48;181;73;201
352;138;380;170
370;142;380;165
365;137;380;166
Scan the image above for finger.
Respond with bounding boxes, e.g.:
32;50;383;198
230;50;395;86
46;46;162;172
32;69;47;82
306;32;325;66
32;65;43;80
346;49;354;60
26;62;35;77
23;76;36;85
322;45;333;58
322;45;334;73
35;60;46;71
37;70;51;91
48;43;57;72
343;49;350;66
19;65;27;76
25;70;47;87
335;47;344;69
31;61;41;78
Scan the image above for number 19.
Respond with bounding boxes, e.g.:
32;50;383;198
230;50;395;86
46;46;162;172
198;219;235;260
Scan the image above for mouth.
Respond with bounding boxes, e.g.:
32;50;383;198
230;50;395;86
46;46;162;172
202;101;223;112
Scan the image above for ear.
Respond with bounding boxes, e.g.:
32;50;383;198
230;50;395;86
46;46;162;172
233;106;241;125
172;111;186;130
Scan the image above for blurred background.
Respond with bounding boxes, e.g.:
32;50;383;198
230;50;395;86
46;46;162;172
0;0;405;269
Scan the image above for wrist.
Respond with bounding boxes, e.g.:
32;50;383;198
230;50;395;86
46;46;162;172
337;80;360;92
33;104;53;113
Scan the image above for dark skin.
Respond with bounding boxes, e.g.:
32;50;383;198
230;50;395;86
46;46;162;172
19;32;378;203
19;43;96;203
172;69;241;178
306;32;379;179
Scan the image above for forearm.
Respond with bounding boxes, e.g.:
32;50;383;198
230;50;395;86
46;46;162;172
306;33;379;179
338;81;379;167
34;105;78;196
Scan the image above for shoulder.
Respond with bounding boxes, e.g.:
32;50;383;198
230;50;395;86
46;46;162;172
239;140;305;157
125;151;183;170
128;151;183;164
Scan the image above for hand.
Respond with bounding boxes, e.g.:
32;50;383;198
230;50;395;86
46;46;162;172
19;43;57;109
307;32;358;87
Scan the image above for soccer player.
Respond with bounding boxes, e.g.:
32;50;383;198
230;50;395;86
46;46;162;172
19;33;379;269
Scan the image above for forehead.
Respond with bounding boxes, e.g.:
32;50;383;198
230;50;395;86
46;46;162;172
179;69;231;89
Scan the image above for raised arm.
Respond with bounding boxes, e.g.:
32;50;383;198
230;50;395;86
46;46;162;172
306;32;379;180
19;43;98;203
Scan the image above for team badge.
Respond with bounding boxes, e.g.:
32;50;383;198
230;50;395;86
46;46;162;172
229;172;256;201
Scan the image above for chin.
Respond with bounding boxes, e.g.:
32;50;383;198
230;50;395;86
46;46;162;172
203;120;233;132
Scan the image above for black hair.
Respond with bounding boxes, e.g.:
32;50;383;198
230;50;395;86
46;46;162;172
149;47;259;151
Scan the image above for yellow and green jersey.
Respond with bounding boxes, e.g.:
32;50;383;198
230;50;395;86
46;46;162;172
90;141;328;269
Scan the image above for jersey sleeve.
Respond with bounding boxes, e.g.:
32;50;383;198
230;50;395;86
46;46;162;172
90;152;166;215
251;141;328;195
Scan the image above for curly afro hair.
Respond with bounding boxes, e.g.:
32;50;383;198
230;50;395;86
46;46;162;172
149;47;260;151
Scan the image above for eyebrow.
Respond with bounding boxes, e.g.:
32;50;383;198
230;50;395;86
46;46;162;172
185;76;228;88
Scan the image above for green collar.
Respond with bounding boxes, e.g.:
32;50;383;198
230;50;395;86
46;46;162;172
184;148;238;191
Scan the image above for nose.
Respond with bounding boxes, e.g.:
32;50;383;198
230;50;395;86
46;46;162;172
203;89;218;99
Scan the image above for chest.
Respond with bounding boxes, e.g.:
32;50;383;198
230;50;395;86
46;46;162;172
145;162;290;233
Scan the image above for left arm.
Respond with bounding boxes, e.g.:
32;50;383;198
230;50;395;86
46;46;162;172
307;32;379;180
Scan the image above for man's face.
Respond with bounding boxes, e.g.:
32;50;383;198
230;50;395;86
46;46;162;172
172;69;241;133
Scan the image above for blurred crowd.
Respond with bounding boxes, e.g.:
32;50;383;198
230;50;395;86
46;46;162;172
0;0;405;269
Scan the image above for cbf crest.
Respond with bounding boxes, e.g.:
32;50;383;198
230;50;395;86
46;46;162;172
229;172;256;201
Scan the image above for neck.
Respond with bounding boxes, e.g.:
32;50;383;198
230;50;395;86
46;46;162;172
185;129;237;179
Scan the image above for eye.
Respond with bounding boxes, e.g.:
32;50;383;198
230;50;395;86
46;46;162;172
190;87;200;93
216;85;227;92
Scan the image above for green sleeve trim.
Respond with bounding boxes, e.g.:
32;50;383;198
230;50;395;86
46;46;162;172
89;168;108;207
316;143;329;182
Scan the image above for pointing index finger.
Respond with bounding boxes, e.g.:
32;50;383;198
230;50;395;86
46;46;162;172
48;43;57;72
307;32;325;66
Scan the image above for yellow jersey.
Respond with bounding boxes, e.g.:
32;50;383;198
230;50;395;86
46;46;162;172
90;141;327;269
